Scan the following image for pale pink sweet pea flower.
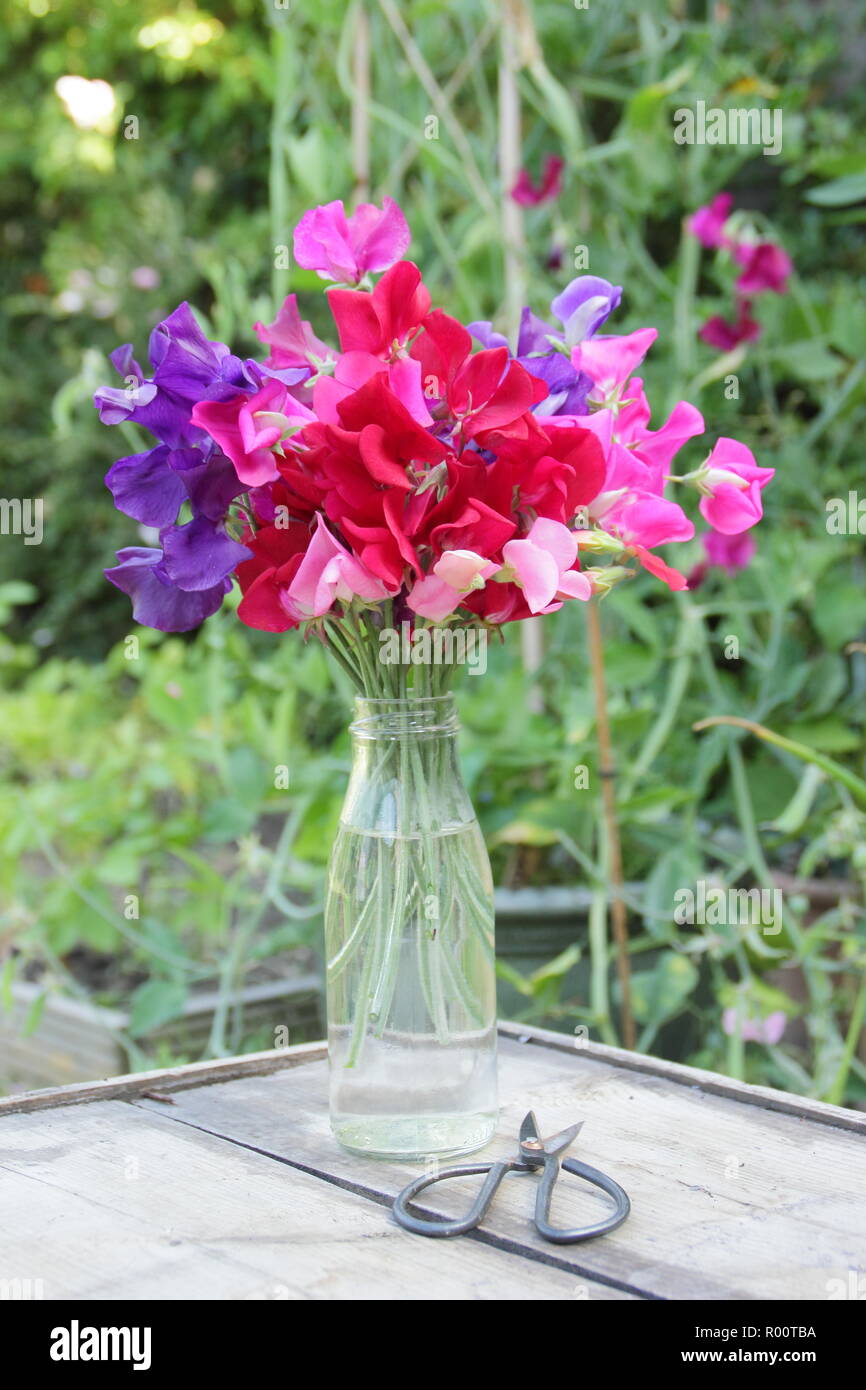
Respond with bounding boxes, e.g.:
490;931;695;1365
293;197;410;284
500;518;592;614
407;550;498;621
722;1008;786;1045
698;438;774;535
285;516;396;619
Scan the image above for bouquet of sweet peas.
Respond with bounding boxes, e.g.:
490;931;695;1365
96;196;773;693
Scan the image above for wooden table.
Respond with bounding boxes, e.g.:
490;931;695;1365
1;1022;863;1301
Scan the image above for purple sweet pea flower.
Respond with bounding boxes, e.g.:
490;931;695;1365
469;277;621;420
105;548;232;632
94;303;257;448
550;276;623;347
160;516;251;592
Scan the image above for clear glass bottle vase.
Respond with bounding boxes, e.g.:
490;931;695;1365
324;694;498;1159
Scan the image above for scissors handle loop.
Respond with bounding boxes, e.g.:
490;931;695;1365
392;1159;523;1238
534;1156;631;1244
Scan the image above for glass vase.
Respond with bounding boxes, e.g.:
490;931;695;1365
324;694;498;1159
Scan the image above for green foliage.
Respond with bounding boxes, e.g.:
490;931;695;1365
0;0;864;1101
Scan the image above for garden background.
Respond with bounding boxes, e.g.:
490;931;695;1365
1;0;865;1104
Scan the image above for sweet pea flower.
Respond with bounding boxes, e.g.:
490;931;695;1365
286;516;396;619
703;529;756;574
571;327;658;405
192;381;316;488
697;439;774;534
293;197;410;284
699;299;762;351
733;241;792;295
500;518;592;614
407;550;499;622
722;1009;786;1045
510;155;564;207
687;192;733;249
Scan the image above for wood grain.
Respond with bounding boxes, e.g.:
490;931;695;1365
0;1100;630;1301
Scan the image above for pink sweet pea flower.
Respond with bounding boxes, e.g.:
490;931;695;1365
703;529;756;574
733;241;792;295
192;382;316;488
500;518;592;614
699;298;762;351
254;294;333;370
699;439;774;535
293;197;410;284
571;328;658;405
722;1008;786;1045
687;192;734;249
510;155;564;207
286;516;396;619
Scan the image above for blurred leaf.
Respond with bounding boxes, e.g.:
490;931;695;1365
129;979;188;1038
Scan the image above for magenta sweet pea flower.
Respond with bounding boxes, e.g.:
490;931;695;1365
293;197;410;284
699;298;762;351
699;438;775;534
571;327;658;404
733;241;792;295
687;192;733;249
510;155;564;207
703;529;756;574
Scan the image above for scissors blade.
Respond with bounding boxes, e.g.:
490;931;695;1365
519;1111;541;1145
543;1120;584;1158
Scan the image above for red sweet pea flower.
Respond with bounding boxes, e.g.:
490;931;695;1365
411;309;547;446
236;519;311;631
327;261;431;357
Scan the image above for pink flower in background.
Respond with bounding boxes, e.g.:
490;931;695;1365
130;266;161;290
733;241;792;295
722;1009;786;1045
293;197;410;284
510;155;564;207
703;529;756;574
699;438;775;534
688;192;734;249
699;298;762;351
689;193;791;353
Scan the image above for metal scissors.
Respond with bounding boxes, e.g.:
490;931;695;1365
392;1111;630;1244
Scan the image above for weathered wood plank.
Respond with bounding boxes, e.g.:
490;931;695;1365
498;1021;866;1133
136;1037;866;1301
0;1041;327;1115
0;1101;632;1301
